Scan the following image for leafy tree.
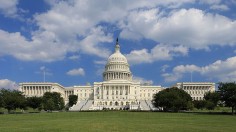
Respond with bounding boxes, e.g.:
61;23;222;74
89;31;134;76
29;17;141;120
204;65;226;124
152;87;192;112
0;90;3;108
43;98;55;111
205;101;215;110
218;82;236;115
200;91;220;110
68;95;78;107
27;96;42;110
193;100;206;110
0;89;26;113
204;92;220;106
42;92;64;111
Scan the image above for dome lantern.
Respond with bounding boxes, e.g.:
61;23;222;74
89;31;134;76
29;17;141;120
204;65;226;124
115;37;120;53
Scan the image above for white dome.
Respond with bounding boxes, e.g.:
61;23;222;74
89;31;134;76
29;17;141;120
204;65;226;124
107;50;128;64
103;39;132;81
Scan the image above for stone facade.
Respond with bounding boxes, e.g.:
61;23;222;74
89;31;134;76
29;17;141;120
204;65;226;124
173;82;215;100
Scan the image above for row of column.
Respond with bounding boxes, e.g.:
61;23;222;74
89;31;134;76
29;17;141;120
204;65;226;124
183;86;210;90
106;65;128;71
65;90;73;98
98;85;131;100
21;86;50;95
186;90;208;95
104;72;131;80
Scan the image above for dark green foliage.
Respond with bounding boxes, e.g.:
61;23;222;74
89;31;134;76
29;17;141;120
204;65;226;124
68;95;78;107
152;87;193;112
204;92;220;106
218;82;236;114
193;100;206;110
26;96;42;110
0;89;26;112
0;91;3;108
42;92;64;111
205;101;215;110
203;91;220;110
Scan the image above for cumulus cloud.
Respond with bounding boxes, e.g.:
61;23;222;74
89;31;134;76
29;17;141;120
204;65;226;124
0;0;235;64
0;79;18;90
120;8;236;49
126;44;188;65
0;0;19;17
162;65;201;82
0;0;197;62
67;68;85;76
133;76;153;85
162;56;236;82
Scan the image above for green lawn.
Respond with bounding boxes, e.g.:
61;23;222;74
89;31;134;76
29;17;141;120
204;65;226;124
0;111;235;132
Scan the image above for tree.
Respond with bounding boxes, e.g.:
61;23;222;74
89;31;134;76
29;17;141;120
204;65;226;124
42;92;64;111
68;95;78;107
0;90;3;108
0;89;26;113
43;98;55;111
205;101;215;110
193;100;206;110
203;91;220;110
26;96;42;110
218;82;236;115
152;87;192;112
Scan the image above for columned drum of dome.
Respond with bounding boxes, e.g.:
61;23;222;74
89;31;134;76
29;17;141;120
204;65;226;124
103;38;132;81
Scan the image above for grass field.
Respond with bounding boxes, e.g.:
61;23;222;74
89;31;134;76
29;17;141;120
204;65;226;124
0;111;236;132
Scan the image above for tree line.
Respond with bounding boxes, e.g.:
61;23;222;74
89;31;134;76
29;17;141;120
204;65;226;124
152;82;236;114
0;89;78;113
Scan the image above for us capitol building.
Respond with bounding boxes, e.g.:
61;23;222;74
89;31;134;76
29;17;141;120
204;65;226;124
19;39;215;111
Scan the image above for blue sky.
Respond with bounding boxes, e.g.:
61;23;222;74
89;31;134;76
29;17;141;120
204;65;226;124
0;0;236;89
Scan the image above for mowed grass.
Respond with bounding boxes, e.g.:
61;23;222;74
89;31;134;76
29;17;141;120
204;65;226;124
0;111;235;132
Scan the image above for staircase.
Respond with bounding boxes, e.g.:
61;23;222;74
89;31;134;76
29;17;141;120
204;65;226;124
140;100;150;111
146;100;155;110
81;100;93;110
69;100;87;111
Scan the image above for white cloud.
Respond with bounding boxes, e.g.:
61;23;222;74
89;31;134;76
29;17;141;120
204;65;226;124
200;57;236;81
94;60;107;65
78;26;113;58
126;44;188;65
126;49;152;65
162;56;236;82
210;4;229;11
0;0;196;62
199;0;221;5
0;30;68;62
0;1;235;63
0;0;19;17
162;65;200;82
0;79;18;90
120;8;236;49
133;76;153;85
68;55;80;60
161;65;170;72
67;68;85;76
